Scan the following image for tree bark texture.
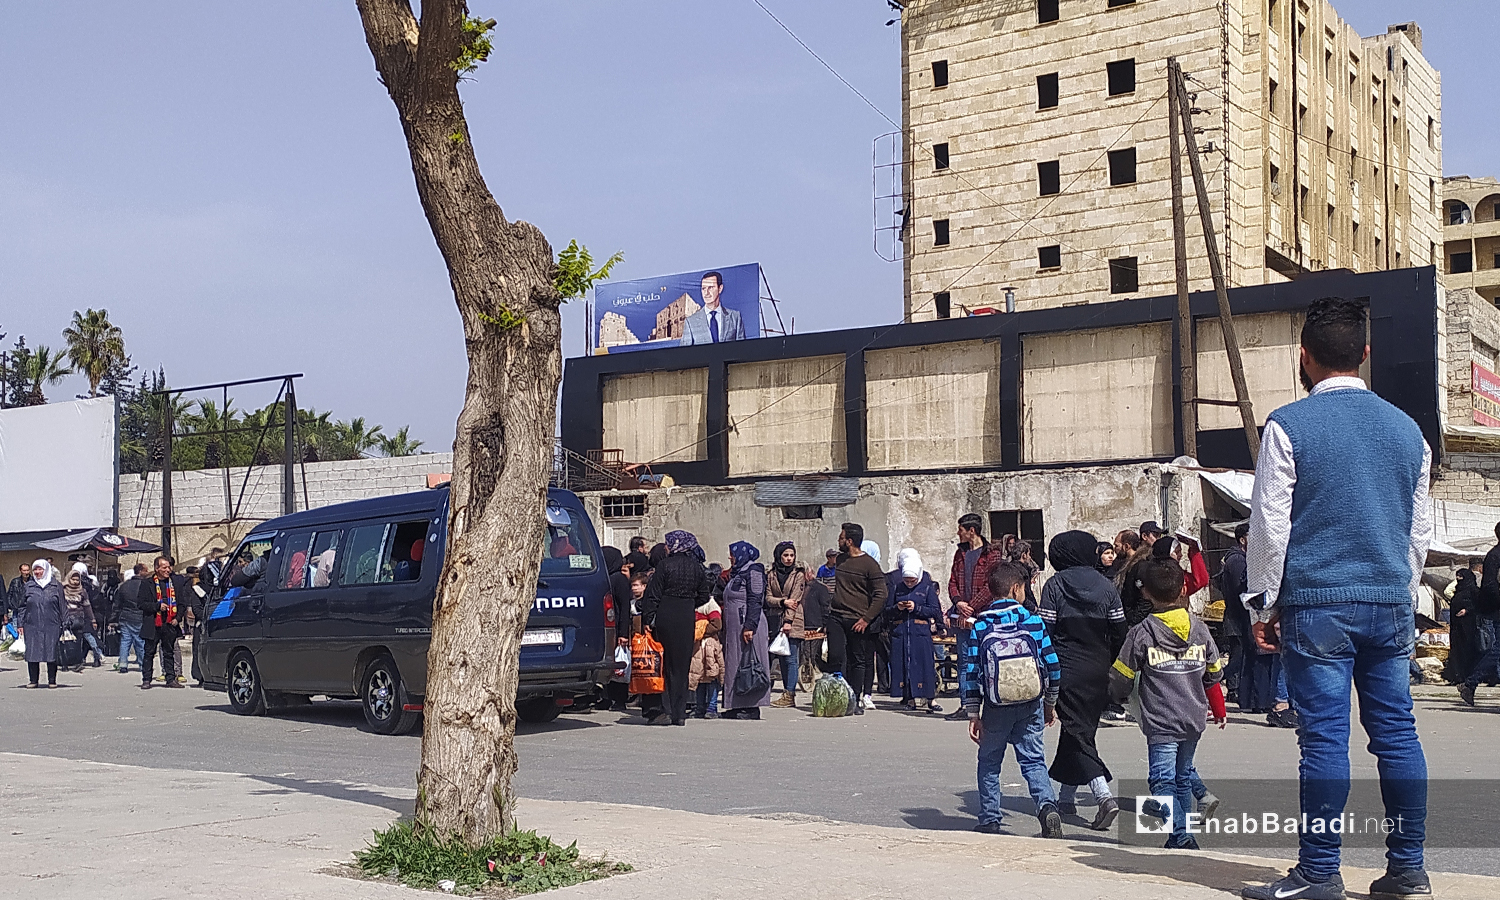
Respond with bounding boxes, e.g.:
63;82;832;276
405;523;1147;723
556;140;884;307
355;0;560;843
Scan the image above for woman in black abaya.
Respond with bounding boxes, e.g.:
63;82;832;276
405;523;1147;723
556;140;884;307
1039;530;1128;830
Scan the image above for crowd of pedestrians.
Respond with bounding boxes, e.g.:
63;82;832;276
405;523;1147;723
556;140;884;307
4;552;212;689
607;298;1446;900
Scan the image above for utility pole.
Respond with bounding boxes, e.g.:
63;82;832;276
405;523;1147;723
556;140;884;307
161;396;174;557
1168;59;1197;459
283;376;297;516
1171;59;1260;466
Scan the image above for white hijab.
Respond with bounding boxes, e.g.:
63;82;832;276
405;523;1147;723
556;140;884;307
31;559;52;588
897;548;923;581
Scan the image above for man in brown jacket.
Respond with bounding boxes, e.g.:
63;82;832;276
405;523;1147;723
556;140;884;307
828;523;887;715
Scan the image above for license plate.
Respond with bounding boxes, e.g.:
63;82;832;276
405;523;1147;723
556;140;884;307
522;628;564;647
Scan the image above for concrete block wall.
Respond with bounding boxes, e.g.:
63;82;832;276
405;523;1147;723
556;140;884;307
119;453;454;529
1433;453;1500;507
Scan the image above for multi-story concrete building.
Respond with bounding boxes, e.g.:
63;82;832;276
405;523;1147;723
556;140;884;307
1443;176;1500;307
900;0;1442;319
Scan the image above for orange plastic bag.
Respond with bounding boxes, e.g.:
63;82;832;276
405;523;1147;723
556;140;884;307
629;630;665;695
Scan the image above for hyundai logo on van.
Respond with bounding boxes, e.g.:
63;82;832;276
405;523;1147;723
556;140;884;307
532;596;586;610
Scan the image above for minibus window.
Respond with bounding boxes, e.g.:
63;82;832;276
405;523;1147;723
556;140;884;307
282;532;314;589
540;506;598;576
341;523;391;586
384;520;430;583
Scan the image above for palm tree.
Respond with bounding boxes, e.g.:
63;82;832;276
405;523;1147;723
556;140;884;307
377;425;424;457
191;398;238;468
335;417;385;458
62;308;127;398
23;345;71;405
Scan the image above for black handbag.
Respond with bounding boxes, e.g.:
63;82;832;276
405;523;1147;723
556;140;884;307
733;642;771;696
55;628;85;668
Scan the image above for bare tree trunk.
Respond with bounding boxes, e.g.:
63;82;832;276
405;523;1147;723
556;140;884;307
355;0;560;843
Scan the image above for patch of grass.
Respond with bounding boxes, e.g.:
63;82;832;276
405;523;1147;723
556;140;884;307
355;821;629;895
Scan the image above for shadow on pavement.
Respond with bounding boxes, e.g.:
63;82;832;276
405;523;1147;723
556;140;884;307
247;773;414;818
1070;843;1286;895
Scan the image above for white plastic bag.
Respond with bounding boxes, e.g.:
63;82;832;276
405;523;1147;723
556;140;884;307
7;634;25;659
769;633;791;657
611;644;631;684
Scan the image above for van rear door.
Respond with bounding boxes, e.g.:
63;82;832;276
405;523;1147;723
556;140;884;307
520;498;609;681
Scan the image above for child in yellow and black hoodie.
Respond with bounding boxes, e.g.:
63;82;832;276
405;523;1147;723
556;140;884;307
1109;557;1227;850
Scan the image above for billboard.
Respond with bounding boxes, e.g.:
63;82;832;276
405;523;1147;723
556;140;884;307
0;396;119;532
1473;362;1500;427
592;263;760;354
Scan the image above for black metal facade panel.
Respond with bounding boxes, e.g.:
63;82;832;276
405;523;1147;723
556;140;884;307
562;267;1441;485
753;478;861;508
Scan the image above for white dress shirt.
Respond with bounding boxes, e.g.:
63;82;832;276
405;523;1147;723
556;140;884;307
1245;376;1433;614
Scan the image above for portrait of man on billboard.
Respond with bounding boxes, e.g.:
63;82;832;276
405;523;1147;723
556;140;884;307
680;271;746;346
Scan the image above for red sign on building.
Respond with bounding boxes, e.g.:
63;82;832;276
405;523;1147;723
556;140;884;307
1473;362;1500;427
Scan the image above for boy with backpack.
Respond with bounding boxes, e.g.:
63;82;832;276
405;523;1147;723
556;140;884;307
962;561;1064;838
1109;557;1227;849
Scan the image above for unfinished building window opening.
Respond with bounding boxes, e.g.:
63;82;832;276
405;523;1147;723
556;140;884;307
1107;59;1135;96
1108;147;1137;186
601;494;647;520
931;59;948;88
1038;245;1061;270
1269;162;1281;197
989;509;1045;563
1037;0;1059;24
1106;0;1135;8
1451;252;1474;275
1109;256;1139;294
1037;72;1059;110
781;505;823;520
933;142;950;170
934;291;952;319
1038;160;1061;196
934;218;951;246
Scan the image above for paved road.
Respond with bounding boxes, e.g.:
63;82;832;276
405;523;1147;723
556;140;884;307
4;659;1498;875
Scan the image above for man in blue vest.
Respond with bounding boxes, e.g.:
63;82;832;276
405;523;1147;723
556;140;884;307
1242;297;1433;900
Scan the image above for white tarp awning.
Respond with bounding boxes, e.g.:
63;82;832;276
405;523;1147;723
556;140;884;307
1199;470;1254;517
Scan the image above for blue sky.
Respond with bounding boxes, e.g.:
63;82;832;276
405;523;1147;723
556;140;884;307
1;1;1492;450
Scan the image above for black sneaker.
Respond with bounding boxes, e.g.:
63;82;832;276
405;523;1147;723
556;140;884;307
1267;708;1300;728
944;707;969;721
1458;684;1476;706
1369;868;1431;900
1037;803;1064;839
973;821;1003;835
1164;833;1200;850
1242;867;1346;900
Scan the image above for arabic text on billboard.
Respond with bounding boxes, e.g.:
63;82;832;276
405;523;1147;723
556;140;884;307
593;263;760;354
1473;362;1500;427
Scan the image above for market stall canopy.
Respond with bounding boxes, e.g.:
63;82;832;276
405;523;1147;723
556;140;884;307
31;528;161;556
1199;470;1254;517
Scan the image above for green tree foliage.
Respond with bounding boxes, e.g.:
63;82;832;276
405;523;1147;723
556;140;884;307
3;336;32;408
21;345;71;406
62;308;128;398
553;240;623;302
378;425;425;458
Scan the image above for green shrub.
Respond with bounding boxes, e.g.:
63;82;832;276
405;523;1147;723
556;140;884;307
355;821;629;895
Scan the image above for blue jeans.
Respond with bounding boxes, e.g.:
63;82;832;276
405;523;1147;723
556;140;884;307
118;620;144;671
1275;657;1289;705
1281;602;1426;879
976;699;1056;826
779;637;802;694
1147;736;1201;840
694;682;719;716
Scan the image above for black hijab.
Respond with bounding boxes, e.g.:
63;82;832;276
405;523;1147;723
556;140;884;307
1049;530;1100;572
771;541;796;584
625;551;651;576
602;546;624;575
648;543;667;569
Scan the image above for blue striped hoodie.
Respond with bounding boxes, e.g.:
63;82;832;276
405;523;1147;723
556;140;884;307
960;599;1062;716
